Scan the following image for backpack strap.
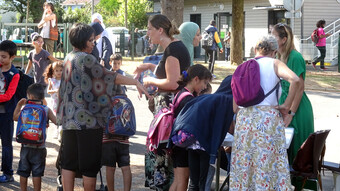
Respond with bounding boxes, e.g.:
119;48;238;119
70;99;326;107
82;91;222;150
172;91;193;109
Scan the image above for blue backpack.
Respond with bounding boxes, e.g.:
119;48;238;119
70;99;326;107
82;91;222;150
106;95;136;136
16;101;47;145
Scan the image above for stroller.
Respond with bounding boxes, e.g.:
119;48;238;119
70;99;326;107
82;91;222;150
56;139;107;191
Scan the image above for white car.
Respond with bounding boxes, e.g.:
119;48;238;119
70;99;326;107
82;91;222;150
106;27;130;50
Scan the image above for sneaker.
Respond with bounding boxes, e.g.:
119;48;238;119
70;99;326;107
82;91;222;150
312;62;317;69
0;174;14;183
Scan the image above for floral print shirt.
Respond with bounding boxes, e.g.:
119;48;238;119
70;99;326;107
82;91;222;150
57;51;118;130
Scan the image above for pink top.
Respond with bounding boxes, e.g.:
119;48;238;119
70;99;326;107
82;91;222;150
316;27;326;47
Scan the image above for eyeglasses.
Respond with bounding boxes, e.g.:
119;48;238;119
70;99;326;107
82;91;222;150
35;41;44;44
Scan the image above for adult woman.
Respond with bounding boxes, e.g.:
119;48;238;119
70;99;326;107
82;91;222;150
312;20;331;70
134;14;190;190
91;13;115;70
38;2;56;55
229;35;300;190
56;23;148;191
177;22;202;66
272;23;315;164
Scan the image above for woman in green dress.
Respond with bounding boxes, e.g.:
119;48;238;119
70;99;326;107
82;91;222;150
272;23;314;164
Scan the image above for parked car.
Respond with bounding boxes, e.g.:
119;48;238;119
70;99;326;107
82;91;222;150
106;27;130;50
10;28;35;42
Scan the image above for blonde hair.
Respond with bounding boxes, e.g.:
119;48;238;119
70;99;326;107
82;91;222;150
273;23;295;63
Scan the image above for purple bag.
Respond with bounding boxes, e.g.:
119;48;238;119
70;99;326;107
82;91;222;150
231;58;279;107
171;130;196;148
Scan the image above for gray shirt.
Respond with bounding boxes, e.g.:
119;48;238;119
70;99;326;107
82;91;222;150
28;49;50;86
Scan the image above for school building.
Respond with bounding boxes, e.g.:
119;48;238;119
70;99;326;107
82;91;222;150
153;0;340;64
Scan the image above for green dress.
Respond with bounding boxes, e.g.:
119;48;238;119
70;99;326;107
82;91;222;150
279;50;314;164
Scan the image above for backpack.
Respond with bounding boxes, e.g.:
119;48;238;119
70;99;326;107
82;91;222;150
231;58;280;107
201;31;214;50
311;28;319;44
106;95;136;137
15;69;34;100
16;101;47;145
310;29;319;44
146;91;192;152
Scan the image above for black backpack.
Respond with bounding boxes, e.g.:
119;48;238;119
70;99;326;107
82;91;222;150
15;68;34;100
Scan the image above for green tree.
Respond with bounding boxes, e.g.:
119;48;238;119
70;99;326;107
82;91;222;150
95;0;122;27
118;0;151;30
62;5;91;24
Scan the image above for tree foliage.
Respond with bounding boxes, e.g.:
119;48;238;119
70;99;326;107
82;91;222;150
95;0;121;27
118;0;151;30
62;4;91;24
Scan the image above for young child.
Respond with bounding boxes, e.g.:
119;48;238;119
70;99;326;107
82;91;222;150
25;32;60;87
13;83;57;191
101;53;133;191
110;53;127;94
169;64;212;191
0;40;20;183
44;61;63;140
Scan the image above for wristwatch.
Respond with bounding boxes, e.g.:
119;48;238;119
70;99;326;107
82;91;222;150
288;110;295;116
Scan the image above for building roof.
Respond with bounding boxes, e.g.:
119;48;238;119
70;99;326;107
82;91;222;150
62;0;100;6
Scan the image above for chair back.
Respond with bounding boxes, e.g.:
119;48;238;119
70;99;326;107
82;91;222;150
312;130;330;175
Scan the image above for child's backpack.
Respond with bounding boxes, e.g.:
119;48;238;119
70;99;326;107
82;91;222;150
15;69;34;100
106;95;136;137
139;54;163;95
311;28;319;44
171;129;196;148
146;91;192;152
201;31;214;50
231;58;280;107
16;100;47;145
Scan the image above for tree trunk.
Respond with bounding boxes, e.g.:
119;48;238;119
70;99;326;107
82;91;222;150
160;0;184;26
231;0;244;65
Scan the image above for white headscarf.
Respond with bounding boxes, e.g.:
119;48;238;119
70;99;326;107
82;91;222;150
91;13;115;56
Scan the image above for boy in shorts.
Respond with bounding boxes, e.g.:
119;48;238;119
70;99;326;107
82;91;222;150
13;83;57;191
102;53;131;191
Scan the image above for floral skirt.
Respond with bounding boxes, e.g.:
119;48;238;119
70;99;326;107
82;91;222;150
229;106;293;191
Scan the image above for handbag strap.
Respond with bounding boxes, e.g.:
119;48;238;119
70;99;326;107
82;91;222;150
49;15;58;29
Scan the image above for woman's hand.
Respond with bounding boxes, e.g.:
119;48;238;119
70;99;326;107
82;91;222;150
276;104;291;127
142;76;154;88
135;80;151;99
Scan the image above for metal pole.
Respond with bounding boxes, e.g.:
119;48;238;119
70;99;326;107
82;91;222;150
92;0;94;15
290;0;294;33
25;0;29;42
338;33;340;73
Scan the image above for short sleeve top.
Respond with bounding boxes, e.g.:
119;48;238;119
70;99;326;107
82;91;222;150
28;49;50;85
155;41;190;79
57;51;119;130
316;27;326;47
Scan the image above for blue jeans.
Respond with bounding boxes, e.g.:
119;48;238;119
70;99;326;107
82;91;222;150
0;113;14;176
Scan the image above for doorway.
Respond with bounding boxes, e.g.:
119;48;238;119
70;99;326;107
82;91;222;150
190;14;201;58
214;12;232;60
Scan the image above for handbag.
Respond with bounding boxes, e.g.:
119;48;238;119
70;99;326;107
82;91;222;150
49;17;58;41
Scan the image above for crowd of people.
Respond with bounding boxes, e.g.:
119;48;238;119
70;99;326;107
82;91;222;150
0;2;323;190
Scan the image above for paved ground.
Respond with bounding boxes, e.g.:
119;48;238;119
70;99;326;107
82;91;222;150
0;62;339;190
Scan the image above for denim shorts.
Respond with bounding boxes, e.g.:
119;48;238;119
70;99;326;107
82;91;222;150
17;146;47;177
101;141;130;168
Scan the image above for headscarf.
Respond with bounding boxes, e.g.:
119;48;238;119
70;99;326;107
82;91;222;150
91;13;115;57
177;22;199;66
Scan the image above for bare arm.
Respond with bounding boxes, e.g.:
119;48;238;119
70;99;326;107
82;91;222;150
48;108;57;125
38;13;56;28
319;33;331;38
115;73;151;99
25;60;33;74
13;98;27;121
47;55;62;62
289;75;304;113
274;59;301;126
143;56;180;91
47;79;58;94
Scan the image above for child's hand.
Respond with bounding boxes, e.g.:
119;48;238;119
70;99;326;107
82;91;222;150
136;80;151;99
18;98;27;106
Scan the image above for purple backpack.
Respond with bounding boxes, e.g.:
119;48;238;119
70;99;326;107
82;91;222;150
231;58;280;107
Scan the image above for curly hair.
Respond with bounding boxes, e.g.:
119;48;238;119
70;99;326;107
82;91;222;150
44;61;63;84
